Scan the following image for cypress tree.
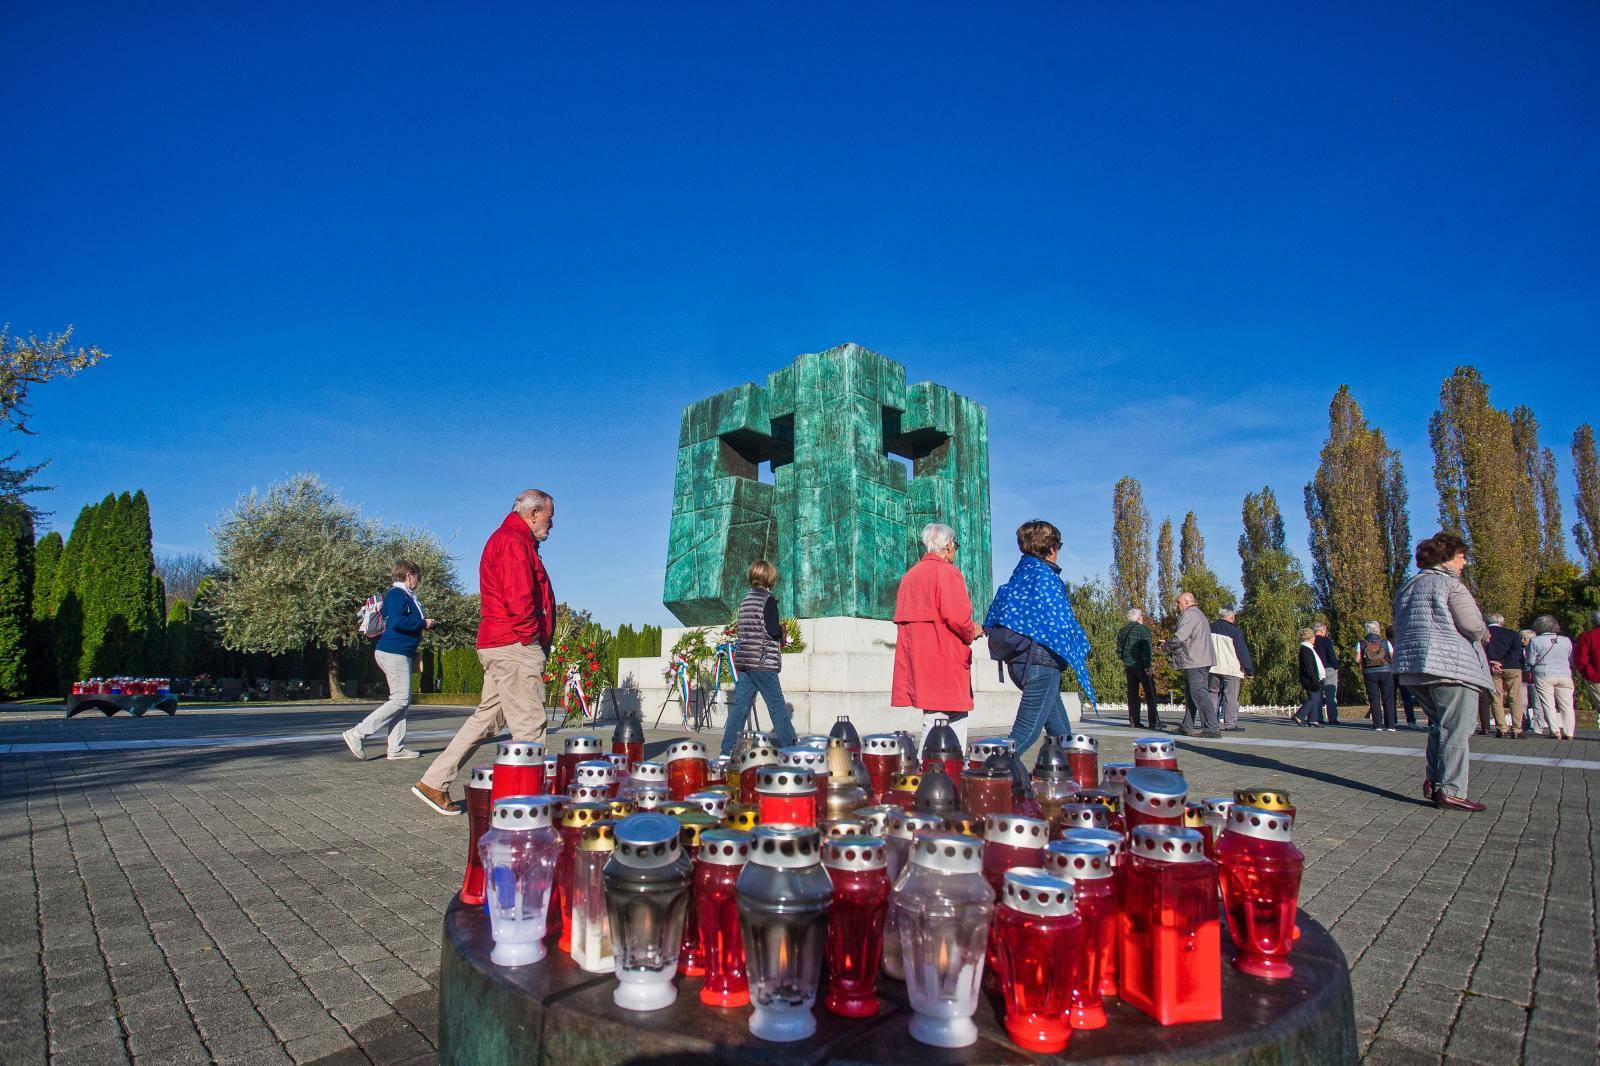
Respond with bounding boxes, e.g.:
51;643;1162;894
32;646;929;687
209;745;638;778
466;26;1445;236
0;501;34;698
1111;477;1152;613
52;499;100;686
85;490;163;674
1574;424;1600;574
1238;487;1315;705
30;531;62;695
1156;518;1177;622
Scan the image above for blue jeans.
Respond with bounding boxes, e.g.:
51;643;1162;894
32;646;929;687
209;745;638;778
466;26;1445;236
1295;687;1324;725
720;670;797;756
1007;661;1072;754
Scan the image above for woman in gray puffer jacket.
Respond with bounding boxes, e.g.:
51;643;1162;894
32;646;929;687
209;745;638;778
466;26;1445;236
1392;531;1492;812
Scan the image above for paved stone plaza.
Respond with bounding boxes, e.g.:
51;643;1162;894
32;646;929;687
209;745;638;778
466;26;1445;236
2;701;1596;1065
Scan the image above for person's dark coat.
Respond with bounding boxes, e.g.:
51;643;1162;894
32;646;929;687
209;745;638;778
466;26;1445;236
1313;633;1340;677
1210;618;1255;676
1115;621;1153;669
1485;624;1524;670
1298;644;1324;693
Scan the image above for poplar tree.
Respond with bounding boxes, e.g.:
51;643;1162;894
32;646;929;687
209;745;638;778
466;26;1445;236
1238;487;1314;705
1111;476;1152;613
1179;511;1206;575
0;501;33;698
1306;385;1409;689
1511;406;1566;571
1574;424;1600;573
1429;367;1537;620
1156;517;1177;621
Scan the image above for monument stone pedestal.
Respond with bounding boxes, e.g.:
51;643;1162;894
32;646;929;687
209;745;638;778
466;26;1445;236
615;616;1080;736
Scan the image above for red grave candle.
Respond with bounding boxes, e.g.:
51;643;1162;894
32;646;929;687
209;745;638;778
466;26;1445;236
886;772;922;812
1062;733;1100;791
754;765;816;828
1132;736;1178;772
980;814;1049;995
557;734;603;797
779;746;829;824
459;766;494;906
1216;805;1303;980
573;759;617;800
737;745;779;806
993;869;1084;1054
1045;840;1116;1029
961;761;1013;820
1057;830;1128;997
1073;788;1128;837
696;830;753;1007
490;741;544;804
541;755;559;794
1119;826;1221;1025
1183;803;1214;857
665;739;710;801
1123;768;1187;834
820;835;890;1018
966;736;1013;772
861;734;902;803
553;802;609;953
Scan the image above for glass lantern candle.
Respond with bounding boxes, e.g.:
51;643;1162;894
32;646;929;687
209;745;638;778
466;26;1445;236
993;869;1083;1055
490;741;545;804
1061;733;1099;791
881;811;945;980
1044;840;1116;1029
824;818;867;839
675;812;720;977
606;752;631;796
631;760;667;787
1184;803;1214;857
1100;760;1135;799
478;796;562;967
632;783;668;811
861;734;902;802
709;755;730;787
961;759;1013;819
1132;736;1178;771
1073;788;1128;837
920;716;965;782
665;739;710;801
542;754;559;794
738;745;780;805
603;813;694;1011
820;834;890;1018
460;766;494;906
894;730;922;773
725;804;760;831
825;741;870;822
687;790;730;821
1201;797;1233;843
555;802;611;952
1000;752;1046;820
607;798;637;820
967;736;1014;771
755;765;817;828
736;825;834;1042
780;745;829;824
895;832;994;1048
1124;768;1187;833
1234;787;1296;824
1058;802;1113;835
980;814;1050;898
570;820;618;973
728;730;775;796
1216;805;1303;979
853;804;898;838
574;759;617;800
828;715;862;755
913;764;962;818
696;829;753;1007
612;712;645;772
887;771;922;812
569;784;611;805
558;734;604;797
1119;826;1221;1025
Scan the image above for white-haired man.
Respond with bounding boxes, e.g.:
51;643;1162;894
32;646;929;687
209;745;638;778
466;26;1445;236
1482;611;1525;738
413;489;556;815
1164;591;1219;737
1116;608;1161;730
1209;607;1253;732
1356;620;1397;731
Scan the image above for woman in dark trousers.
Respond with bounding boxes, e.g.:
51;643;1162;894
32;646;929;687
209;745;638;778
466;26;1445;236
1293;627;1325;727
1388;625;1418;727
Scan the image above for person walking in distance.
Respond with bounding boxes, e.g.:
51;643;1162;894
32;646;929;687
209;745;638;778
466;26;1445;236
1312;622;1341;724
719;559;798;756
343;560;434;760
1164;591;1219;738
1528;616;1577;741
1208;608;1253;732
1117;608;1162;730
1356;621;1397;732
1482;613;1526;738
413;490;556;815
1293;628;1325;727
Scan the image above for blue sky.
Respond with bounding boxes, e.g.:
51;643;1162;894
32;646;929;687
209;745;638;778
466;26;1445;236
5;4;1597;628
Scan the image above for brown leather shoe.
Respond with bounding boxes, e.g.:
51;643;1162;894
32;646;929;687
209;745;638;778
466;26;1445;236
412;781;463;816
1423;779;1434;801
1434;793;1486;813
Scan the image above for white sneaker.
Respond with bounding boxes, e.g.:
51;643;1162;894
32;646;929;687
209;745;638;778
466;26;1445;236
342;729;365;761
386;748;421;760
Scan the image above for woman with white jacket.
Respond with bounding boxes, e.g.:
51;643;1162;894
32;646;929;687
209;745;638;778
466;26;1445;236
1527;616;1576;740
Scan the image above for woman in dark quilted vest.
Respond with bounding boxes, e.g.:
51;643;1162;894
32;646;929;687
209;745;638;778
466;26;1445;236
719;559;797;756
1392;531;1493;812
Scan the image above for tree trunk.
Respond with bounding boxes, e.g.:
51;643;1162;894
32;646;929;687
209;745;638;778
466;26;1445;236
326;646;346;700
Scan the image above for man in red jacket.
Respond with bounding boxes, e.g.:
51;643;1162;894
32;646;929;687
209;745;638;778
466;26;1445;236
413;490;556;815
1575;611;1600;719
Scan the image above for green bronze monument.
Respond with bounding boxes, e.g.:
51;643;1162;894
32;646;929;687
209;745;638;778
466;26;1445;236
664;343;992;626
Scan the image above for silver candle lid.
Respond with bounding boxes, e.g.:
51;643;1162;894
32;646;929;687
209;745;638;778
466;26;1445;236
575;759;616;786
631;761;667;783
910;831;983;875
631;783;669;809
542;755;558;776
1202;797;1234;826
1100;761;1135;788
853;805;899;837
494;741;544;766
755;765;816;795
605;752;630;772
1133;737;1175;760
666;739;708;764
749;824;824;869
863;733;902;756
568;784;610;803
492;796;557;830
1074;788;1121;812
686;791;729;817
742;729;776;747
468;765;494;789
779;745;827;772
1045;839;1113;881
824;818;867;838
1059;803;1112;831
822;834;888;872
613;812;685;868
563;734;603;755
886;810;945;841
1062;733;1098;754
696;828;752;866
1131;825;1209;864
1224;805;1295;843
1124;768;1187;816
796;734;831;750
738;744;779;772
1002;868;1075;917
968;737;1015;763
983;813;1050;849
1059;827;1126;863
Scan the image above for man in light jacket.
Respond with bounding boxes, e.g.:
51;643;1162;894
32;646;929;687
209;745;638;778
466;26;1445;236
1208;608;1253;732
1164;591;1219;737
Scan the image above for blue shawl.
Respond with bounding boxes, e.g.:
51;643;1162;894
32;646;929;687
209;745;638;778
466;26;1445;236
983;554;1099;708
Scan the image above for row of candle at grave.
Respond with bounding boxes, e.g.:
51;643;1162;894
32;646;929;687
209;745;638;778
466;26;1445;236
463;714;1305;1053
70;677;172;696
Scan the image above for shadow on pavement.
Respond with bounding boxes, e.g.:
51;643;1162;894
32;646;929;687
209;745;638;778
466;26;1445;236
1175;741;1429;807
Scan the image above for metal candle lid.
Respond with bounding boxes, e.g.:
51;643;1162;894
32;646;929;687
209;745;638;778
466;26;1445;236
825;819;867;838
779;746;827;772
1059;827;1126;863
631;761;667;783
1183;802;1207;829
1131;825;1208;864
944;813;983;839
1133;737;1175;760
863;733;902;756
1100;762;1135;789
1062;733;1098;754
886;810;945;841
724;804;760;831
828;716;862;747
913;767;961;814
1033;739;1072;776
983;813;1050;848
797;734;831;750
676;811;721;849
543;755;558;777
1225;805;1295;843
749;824;824;869
579;820;619;852
921;716;963;759
560;801;610;829
575;760;616;786
686;791;729;818
569;784;610;803
492;796;557;829
469;765;494;789
494;741;544;766
852;805;898;837
612;712;644;744
606;752;629;771
1074;788;1122;813
754;765;816;796
823;834;887;872
889;771;922;792
1045;840;1113;881
1059;803;1112;831
1201;797;1234;826
910;831;982;875
1234;787;1293;812
666;739;708;764
1002;868;1076;917
631;783;668;809
742;730;777;748
964;757;1010;781
613;813;685;868
657;802;693;819
608;799;637;819
564;734;603;756
969;737;1015;764
697;829;752;866
1124;768;1187;816
738;745;780;772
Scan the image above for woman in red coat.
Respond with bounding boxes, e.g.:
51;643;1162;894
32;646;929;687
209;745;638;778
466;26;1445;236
892;522;982;752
